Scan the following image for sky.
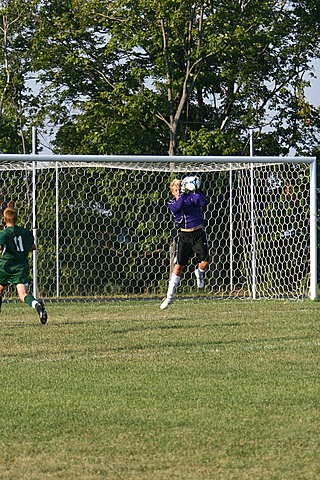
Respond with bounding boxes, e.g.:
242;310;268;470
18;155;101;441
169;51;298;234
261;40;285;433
306;59;320;107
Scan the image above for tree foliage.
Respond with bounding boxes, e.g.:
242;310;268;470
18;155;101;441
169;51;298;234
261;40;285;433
0;0;40;153
18;0;320;157
1;0;320;156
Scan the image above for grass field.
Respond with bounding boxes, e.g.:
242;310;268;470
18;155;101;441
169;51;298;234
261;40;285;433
0;298;319;480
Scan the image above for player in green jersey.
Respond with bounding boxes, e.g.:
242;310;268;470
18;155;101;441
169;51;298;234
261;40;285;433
0;208;47;323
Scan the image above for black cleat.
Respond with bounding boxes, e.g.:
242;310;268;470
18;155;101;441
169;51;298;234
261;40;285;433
0;295;2;313
36;300;48;324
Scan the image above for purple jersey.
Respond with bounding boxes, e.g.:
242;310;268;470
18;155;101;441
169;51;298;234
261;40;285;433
168;191;209;230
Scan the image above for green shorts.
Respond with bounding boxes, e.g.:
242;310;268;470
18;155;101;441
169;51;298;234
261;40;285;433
0;261;30;286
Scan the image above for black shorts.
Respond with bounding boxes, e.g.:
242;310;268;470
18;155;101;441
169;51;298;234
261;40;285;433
175;229;209;266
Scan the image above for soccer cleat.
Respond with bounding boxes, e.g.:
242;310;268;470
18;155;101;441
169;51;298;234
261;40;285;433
0;295;2;313
160;297;174;310
36;300;48;324
195;268;204;289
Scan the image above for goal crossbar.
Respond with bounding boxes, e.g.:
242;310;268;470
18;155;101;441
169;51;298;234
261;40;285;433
0;153;316;164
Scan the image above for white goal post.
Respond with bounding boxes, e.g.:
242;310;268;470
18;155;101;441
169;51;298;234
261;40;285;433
0;154;317;301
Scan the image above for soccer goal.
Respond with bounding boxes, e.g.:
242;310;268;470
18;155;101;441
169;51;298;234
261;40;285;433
0;154;317;301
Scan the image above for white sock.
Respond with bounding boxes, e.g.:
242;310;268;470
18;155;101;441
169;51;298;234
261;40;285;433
31;300;39;309
167;274;180;298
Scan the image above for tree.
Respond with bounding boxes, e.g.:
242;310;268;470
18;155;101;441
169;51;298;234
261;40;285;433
0;0;39;153
27;0;320;157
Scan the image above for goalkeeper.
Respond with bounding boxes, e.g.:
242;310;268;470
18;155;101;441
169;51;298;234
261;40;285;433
160;177;209;310
0;207;47;323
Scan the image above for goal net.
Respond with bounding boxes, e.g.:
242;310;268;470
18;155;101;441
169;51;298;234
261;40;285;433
0;154;317;301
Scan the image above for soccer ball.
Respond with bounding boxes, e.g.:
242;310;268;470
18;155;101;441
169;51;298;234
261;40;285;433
181;175;201;192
